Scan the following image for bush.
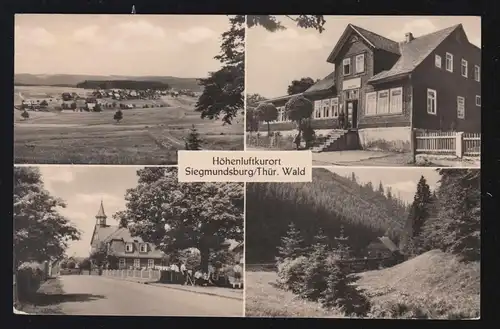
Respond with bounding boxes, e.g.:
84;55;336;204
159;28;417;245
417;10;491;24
67;261;76;269
16;263;44;301
276;256;308;294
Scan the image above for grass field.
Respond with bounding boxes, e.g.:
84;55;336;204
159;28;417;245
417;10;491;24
245;250;480;319
14;87;244;164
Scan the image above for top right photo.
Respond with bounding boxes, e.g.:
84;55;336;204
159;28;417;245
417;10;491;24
246;16;481;168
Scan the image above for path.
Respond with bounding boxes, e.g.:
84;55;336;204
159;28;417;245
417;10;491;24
55;275;243;316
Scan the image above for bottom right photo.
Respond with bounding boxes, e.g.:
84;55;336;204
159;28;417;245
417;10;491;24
245;167;480;319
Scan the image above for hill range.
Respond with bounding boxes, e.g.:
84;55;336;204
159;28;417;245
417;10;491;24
14;74;202;91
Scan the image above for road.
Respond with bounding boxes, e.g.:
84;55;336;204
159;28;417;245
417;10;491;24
56;275;243;317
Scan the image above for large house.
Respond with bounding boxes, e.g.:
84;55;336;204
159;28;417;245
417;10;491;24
90;201;165;270
259;23;481;152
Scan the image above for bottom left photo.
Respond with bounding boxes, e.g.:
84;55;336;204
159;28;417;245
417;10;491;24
13;166;244;317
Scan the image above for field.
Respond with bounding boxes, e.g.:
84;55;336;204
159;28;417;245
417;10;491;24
14;86;244;164
245;250;480;319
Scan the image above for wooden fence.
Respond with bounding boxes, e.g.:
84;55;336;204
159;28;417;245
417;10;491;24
103;269;161;282
415;131;481;158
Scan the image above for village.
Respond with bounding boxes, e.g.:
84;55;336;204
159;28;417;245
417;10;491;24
14;166;244;316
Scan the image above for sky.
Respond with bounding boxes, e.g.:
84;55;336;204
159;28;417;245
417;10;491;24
14;14;228;77
39;166;141;257
325;167;441;204
246;16;481;98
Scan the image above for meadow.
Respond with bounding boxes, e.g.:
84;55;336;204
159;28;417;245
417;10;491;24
245;250;480;319
14;86;244;164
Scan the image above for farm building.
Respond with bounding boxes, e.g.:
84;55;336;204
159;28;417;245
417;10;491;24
258;23;481;152
90;201;165;270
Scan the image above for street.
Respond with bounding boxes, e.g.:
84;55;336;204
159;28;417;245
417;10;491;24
54;275;243;316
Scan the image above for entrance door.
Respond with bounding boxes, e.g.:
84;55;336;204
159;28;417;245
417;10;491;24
346;100;358;129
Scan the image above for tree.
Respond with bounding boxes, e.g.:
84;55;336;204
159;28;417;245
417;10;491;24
67;261;76;269
90;242;108;268
246;107;260;133
185;125;203;150
79;258;91;271
114;168;244;272
93;103;102;112
423;169;480;261
246;93;267;108
386;187;393;200
112;102;117;108
256;103;278;136
114;110;123;123
285;94;314;132
13;167;80;269
276;222;305;263
402;176;433;255
59;260;68;269
351;172;357;183
21;110;29;120
287;77;316;95
378;181;384;194
40;100;48;107
300;235;330;301
333;225;351;260
196;15;325;125
70;102;77;110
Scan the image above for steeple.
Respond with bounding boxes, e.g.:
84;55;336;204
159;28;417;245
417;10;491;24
95;199;107;226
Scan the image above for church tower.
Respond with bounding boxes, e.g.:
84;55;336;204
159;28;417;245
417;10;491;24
95;199;107;227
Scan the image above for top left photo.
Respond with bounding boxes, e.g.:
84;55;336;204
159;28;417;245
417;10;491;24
14;14;245;165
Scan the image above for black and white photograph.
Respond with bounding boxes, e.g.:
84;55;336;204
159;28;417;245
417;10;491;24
13;166;244;316
14;14;244;165
245;167;480;319
246;16;481;168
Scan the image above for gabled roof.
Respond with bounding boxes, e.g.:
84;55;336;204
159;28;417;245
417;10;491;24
369;24;462;83
91;225;118;246
303;71;336;95
259;93;303;106
326;23;400;63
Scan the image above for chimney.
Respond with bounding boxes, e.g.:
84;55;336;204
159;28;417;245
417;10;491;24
405;32;414;43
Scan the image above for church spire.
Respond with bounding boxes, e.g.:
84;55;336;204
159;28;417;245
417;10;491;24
96;199;107;226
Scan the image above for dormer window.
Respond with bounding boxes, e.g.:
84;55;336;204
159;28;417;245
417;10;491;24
343;58;351;76
140;244;148;253
125;243;133;252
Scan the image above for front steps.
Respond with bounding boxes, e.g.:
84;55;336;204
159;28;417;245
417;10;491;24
312;129;350;153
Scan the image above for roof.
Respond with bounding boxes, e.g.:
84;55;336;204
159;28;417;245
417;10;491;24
327;23;400;63
259;93;302;106
96;200;106;218
93;225;119;245
369;24;461;83
108;235;165;259
303;71;336;95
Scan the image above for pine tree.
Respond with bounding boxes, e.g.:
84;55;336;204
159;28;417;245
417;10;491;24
276;222;305;263
333;225;351;260
351;172;357;183
423;169;480;261
312;228;329;248
403;176;433;256
378;181;384;194
386;187;393;200
300;235;330;302
185;125;203;150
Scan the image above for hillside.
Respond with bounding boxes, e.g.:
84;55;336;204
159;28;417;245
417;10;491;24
246;168;408;263
357;250;480;319
14;74;202;91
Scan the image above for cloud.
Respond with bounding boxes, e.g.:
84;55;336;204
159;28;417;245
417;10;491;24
114;20;166;38
177;26;217;44
15;26;56;47
263;28;326;52
72;25;106;45
107;20;170;52
387;18;438;41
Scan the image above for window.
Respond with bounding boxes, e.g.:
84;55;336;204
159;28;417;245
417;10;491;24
365;92;377;116
445;53;453;72
330;98;339;118
461;59;468;77
435;54;442;68
314;100;321;118
321;99;331;118
133;259;140;268
389;87;403;113
343;58;351;76
147;259;154;268
457;96;465;119
125;243;133;252
476;95;481;106
427;89;437;115
474;65;480;82
140;244;148;253
119;258;125;268
355;54;365;73
377;90;390;114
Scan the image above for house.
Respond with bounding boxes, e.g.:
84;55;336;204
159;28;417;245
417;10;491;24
90;200;165;270
259;23;481;152
76;99;87;110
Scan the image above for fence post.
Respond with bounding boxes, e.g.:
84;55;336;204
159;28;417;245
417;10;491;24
456;132;464;158
410;129;416;163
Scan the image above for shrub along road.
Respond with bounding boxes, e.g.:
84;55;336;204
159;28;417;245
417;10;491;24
39;275;243;316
